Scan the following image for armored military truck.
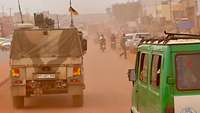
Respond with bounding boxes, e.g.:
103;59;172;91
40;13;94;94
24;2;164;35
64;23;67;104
10;24;87;108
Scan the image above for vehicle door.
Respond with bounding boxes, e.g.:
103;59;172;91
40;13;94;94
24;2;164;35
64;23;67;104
137;52;149;113
174;53;200;113
148;54;163;113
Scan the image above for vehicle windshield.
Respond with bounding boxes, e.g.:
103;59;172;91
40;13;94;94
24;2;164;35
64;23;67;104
124;36;133;40
136;34;150;39
176;53;200;90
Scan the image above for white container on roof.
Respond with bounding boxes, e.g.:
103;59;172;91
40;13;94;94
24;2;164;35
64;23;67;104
14;23;35;30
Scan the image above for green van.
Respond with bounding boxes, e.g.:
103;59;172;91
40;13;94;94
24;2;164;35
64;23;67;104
128;32;200;113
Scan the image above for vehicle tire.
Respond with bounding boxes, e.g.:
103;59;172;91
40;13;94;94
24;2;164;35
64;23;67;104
12;96;24;108
131;109;133;113
72;94;83;107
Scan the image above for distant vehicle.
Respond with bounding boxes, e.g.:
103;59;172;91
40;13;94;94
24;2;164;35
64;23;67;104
123;33;135;47
0;37;12;51
124;33;151;49
2;41;11;50
0;37;7;44
0;37;12;42
128;32;200;113
10;25;87;108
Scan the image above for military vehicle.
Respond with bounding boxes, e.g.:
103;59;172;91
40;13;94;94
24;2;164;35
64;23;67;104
10;14;87;108
128;32;200;113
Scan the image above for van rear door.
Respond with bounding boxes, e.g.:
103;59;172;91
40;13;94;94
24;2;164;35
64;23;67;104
174;53;200;113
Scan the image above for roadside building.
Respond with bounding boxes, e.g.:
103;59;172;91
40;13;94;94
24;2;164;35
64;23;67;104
0;16;14;37
157;1;171;21
13;12;33;24
140;0;162;18
112;1;143;22
172;0;198;33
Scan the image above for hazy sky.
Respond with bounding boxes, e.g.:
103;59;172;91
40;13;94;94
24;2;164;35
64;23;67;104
0;0;128;15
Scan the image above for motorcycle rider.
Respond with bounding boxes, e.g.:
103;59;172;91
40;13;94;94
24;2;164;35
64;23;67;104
120;33;127;59
110;34;116;49
99;34;106;51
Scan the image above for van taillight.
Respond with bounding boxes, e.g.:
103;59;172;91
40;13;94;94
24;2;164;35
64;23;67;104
166;105;174;113
73;66;81;76
11;68;20;77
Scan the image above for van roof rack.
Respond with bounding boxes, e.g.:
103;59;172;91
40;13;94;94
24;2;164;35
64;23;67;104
164;31;200;38
139;31;200;45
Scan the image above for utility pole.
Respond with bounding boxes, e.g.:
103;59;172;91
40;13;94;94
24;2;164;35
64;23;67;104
9;8;12;17
57;15;60;29
194;0;198;33
0;23;3;37
2;6;5;17
155;0;158;19
169;0;173;22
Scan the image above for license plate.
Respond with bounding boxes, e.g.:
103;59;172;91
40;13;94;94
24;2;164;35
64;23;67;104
37;74;56;79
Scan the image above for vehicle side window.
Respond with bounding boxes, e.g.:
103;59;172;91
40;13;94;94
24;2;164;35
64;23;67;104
134;52;140;75
139;53;148;83
151;55;162;88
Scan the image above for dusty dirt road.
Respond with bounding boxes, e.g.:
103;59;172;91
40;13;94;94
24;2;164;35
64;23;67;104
0;39;134;113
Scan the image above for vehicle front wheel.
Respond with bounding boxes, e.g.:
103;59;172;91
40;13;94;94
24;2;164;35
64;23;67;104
12;96;24;108
72;94;83;107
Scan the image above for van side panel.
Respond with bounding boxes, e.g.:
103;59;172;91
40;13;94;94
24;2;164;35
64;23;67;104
135;45;172;113
161;47;174;113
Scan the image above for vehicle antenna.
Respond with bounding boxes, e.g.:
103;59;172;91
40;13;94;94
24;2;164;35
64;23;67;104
17;0;24;24
70;0;74;27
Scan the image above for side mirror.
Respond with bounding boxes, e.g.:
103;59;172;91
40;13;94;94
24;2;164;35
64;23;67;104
128;69;136;82
82;39;87;52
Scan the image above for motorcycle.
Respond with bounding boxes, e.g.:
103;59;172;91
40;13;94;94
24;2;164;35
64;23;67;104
100;43;106;52
111;41;116;50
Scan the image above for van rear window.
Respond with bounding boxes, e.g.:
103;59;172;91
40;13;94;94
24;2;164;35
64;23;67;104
176;54;200;90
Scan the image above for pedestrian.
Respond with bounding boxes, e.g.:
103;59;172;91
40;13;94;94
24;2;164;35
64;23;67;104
120;33;127;59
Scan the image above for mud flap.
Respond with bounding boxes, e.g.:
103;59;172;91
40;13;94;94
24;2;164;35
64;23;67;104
68;85;83;95
11;86;26;96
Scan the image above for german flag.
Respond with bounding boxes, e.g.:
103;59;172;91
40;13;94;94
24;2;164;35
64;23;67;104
69;6;79;16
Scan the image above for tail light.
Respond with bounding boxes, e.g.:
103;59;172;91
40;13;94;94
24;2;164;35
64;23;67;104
166;105;174;113
13;80;23;84
70;79;81;83
11;68;20;77
73;66;81;76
